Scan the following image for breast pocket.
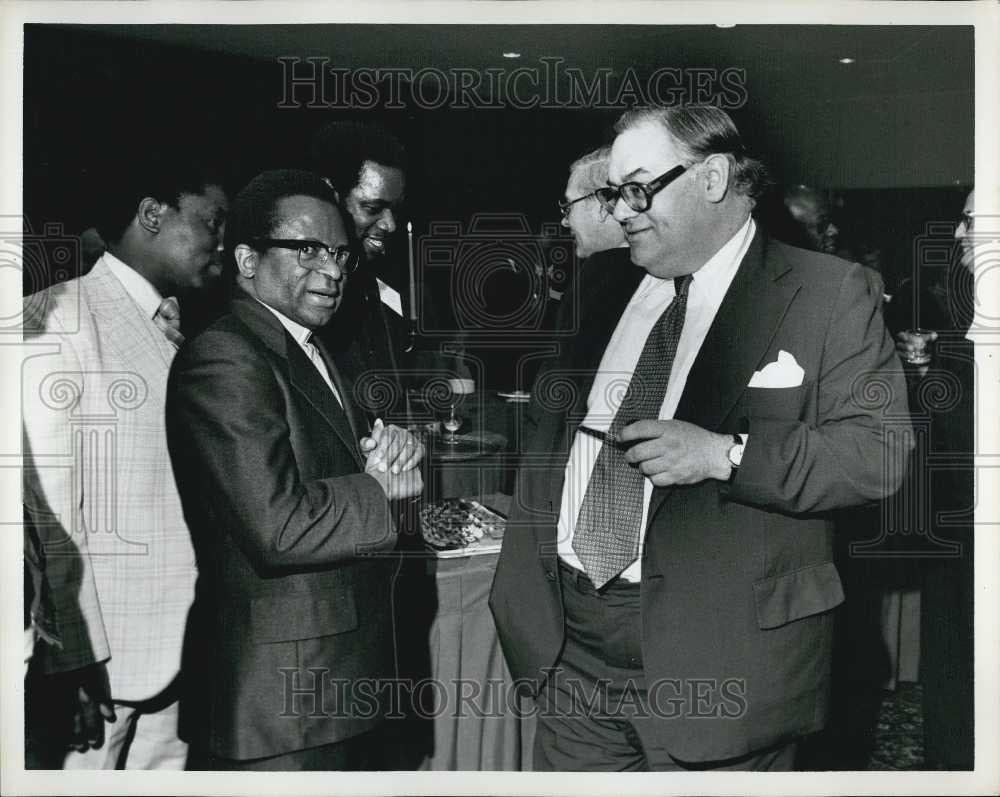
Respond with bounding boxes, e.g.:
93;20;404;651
744;383;811;422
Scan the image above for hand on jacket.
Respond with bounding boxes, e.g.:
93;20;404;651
620;419;733;487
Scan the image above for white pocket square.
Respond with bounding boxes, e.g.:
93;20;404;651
748;350;805;388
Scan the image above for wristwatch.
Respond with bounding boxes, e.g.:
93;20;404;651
727;433;745;470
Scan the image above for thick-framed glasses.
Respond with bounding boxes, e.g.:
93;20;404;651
558;192;595;219
595;163;688;215
251;238;360;275
959;212;975;231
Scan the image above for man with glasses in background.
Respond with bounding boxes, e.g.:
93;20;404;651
534;146;630;335
166;169;423;770
491;106;912;771
559;146;626;261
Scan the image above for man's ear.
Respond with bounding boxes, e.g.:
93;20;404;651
136;197;164;234
234;244;257;279
321;176;341;204
701;154;732;203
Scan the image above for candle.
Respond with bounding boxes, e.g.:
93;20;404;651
407;221;418;322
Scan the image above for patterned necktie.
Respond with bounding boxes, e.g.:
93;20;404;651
311;337;370;444
153;296;184;347
302;336;344;409
572;274;692;589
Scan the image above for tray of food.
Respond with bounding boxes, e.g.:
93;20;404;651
419;498;507;557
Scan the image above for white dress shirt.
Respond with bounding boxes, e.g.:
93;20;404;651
102;251;164;319
255;300;344;407
557;216;755;581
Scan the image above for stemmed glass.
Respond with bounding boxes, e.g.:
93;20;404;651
442;401;463;444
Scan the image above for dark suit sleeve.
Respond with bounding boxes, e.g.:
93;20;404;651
728;263;913;513
166;329;396;571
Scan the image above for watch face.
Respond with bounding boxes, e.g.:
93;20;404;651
729;443;745;468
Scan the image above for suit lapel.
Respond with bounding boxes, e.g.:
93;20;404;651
287;344;366;469
567;250;646;418
646;230;801;525
314;336;369;440
533;250;644;552
231;296;365;470
675;230;800;429
84;259;174;391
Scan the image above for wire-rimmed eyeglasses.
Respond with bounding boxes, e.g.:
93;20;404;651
251;238;360;275
594;164;688;215
558;192;596;219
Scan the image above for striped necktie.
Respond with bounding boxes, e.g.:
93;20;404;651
571;274;692;589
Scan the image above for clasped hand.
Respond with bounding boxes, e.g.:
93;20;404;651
618;419;732;487
361;419;425;499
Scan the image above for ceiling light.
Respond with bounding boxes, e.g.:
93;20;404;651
502;51;521;59
715;23;736;29
839;57;856;65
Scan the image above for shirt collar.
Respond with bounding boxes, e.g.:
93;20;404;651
254;298;314;347
634;214;755;301
101;251;164;319
690;214;755;297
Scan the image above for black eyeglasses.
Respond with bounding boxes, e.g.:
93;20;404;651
595;164;688;215
251;238;360;275
558;192;596;219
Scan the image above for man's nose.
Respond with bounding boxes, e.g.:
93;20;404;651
377;209;397;234
313;259;343;282
612;196;635;225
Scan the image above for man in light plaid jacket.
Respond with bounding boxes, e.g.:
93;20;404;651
22;154;228;769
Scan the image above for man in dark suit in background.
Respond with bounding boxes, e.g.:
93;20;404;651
310;121;412;420
892;189;977;770
166;169;423;770
490;106;912;771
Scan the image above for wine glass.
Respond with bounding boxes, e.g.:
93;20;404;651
443;402;463;444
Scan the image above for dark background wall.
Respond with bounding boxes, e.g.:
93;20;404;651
23;23;973;314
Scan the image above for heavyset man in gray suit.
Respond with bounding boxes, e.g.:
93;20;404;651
490;106;913;771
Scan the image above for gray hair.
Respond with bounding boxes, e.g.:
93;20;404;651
568;146;612;194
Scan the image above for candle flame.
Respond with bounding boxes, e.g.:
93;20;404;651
407;221;412;233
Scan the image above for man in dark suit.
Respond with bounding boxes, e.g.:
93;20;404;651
892;189;976;770
166;169;424;770
310;121;412;421
490;106;912;771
